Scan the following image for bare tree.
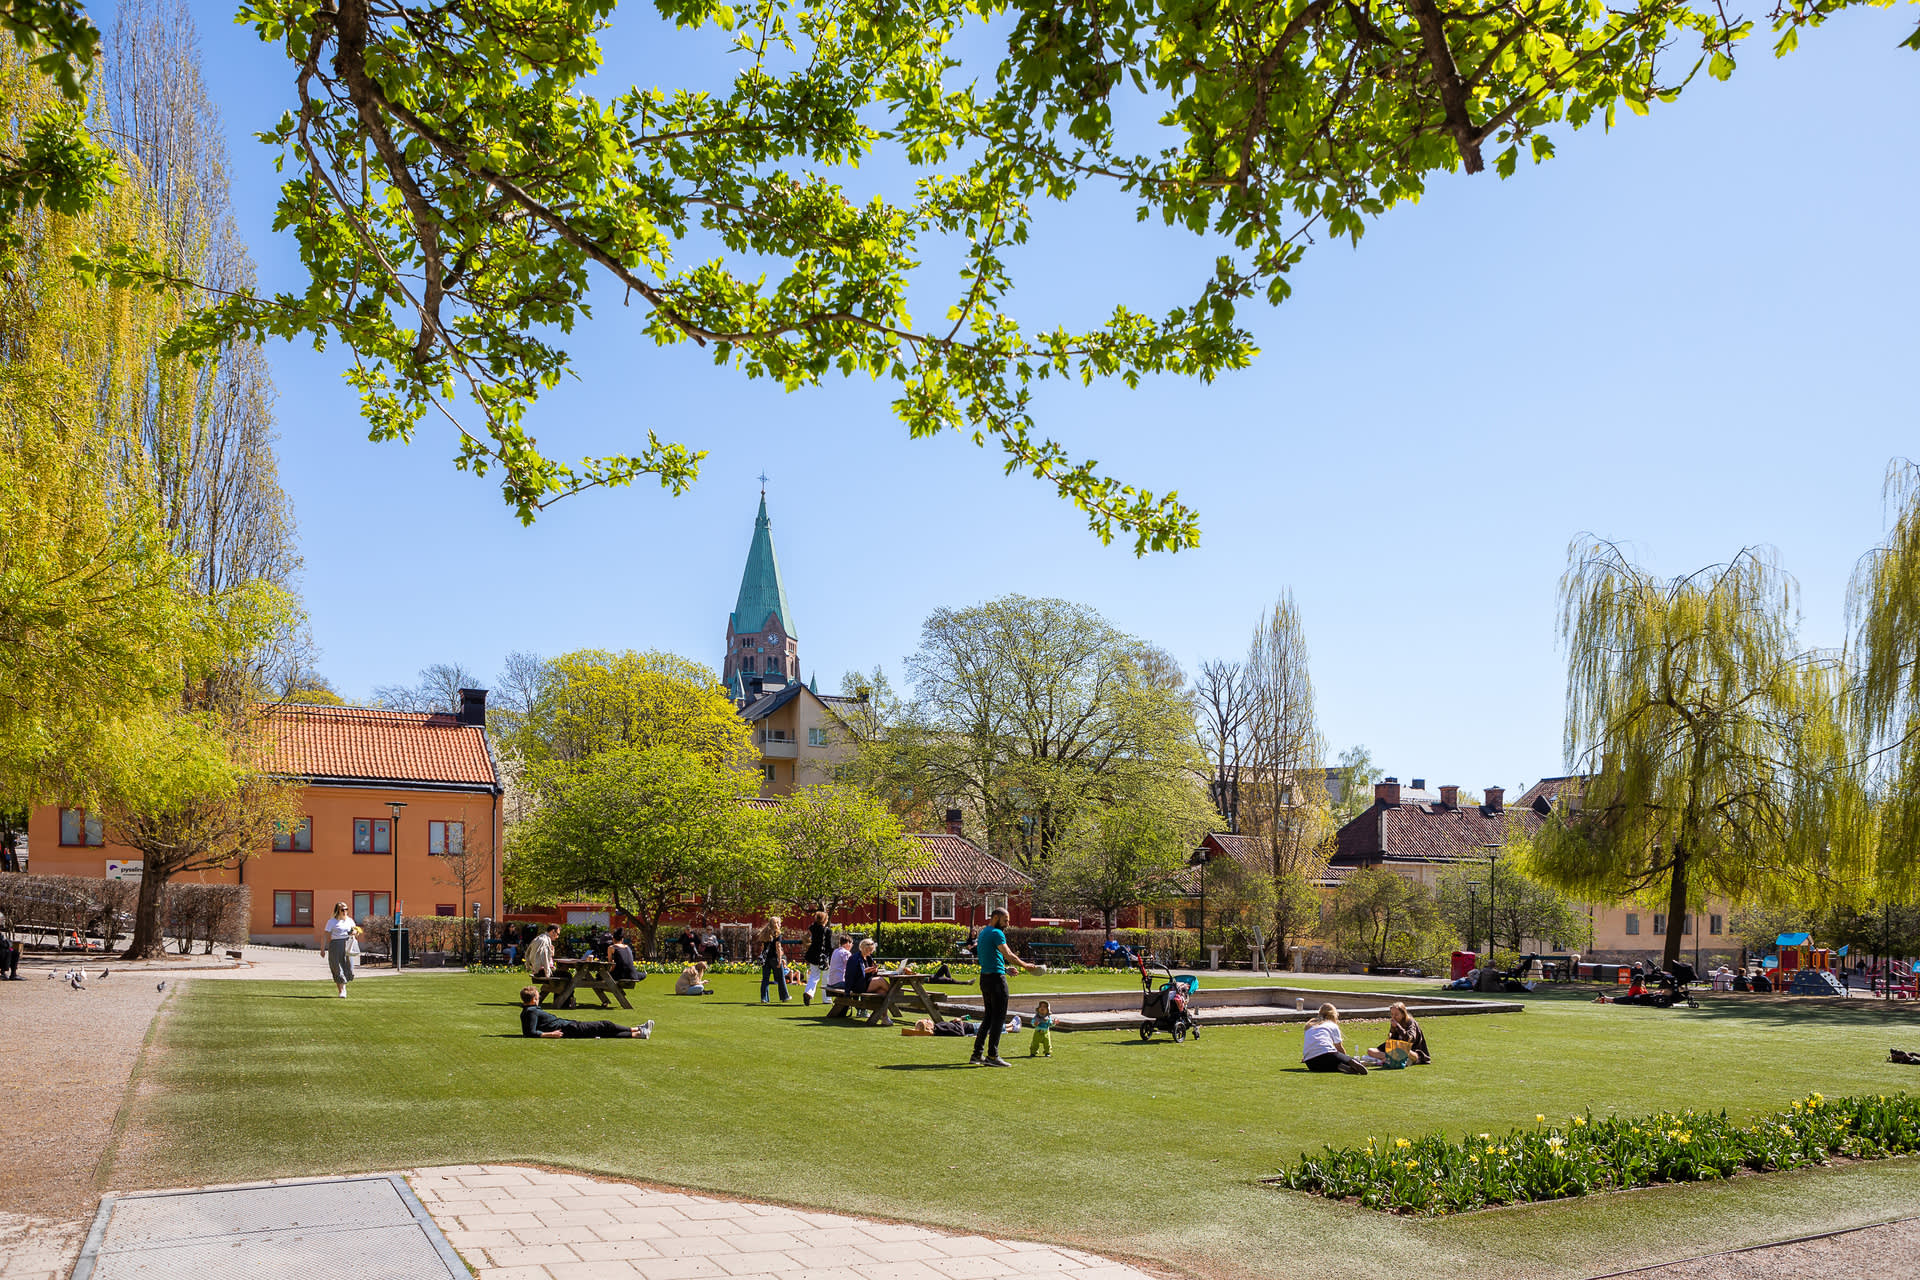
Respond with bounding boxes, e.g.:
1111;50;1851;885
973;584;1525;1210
372;663;483;712
1192;659;1252;833
432;804;495;961
1241;593;1333;958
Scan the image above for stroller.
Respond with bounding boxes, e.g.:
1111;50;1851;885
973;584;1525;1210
1136;957;1201;1042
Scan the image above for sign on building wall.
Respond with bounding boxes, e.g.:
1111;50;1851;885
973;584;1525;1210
105;859;144;881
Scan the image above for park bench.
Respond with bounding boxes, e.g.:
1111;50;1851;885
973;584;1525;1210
825;969;971;1026
1026;941;1077;968
538;957;643;1010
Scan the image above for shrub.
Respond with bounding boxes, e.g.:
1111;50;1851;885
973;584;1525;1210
1280;1092;1920;1216
0;874;247;952
867;923;970;957
359;914;476;956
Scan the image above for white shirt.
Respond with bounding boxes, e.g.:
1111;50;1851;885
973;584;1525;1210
826;946;850;986
323;916;357;941
1302;1020;1344;1061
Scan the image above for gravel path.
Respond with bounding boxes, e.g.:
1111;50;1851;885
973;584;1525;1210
0;964;170;1279
1596;1216;1920;1279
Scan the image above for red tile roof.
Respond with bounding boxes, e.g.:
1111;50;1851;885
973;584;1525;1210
1515;775;1584;813
266;704;498;789
903;834;1033;890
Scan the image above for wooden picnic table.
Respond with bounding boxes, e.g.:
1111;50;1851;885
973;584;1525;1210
538;957;639;1010
827;969;971;1027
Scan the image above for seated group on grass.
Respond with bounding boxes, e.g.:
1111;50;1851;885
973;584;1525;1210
1302;1002;1430;1075
518;986;654;1039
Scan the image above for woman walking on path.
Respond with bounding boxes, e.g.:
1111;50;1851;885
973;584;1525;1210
971;906;1041;1067
759;916;790;1004
802;910;831;1006
324;903;360;998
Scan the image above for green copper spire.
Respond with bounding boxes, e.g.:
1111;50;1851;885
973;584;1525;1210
731;493;795;637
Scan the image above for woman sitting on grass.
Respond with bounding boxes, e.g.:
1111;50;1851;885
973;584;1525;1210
1302;1003;1368;1075
675;961;711;995
1362;1002;1430;1065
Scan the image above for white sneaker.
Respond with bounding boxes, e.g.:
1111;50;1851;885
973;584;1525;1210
638;1020;655;1039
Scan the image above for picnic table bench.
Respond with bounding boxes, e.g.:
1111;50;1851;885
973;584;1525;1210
825;969;971;1027
538;957;643;1010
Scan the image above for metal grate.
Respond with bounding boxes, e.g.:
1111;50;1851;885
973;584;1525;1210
73;1175;465;1280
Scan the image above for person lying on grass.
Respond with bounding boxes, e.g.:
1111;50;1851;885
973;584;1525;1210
519;986;654;1039
1302;1003;1368;1075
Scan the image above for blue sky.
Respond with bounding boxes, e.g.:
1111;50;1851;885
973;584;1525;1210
189;6;1918;796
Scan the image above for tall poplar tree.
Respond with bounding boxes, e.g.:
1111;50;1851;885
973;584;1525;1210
1531;540;1861;968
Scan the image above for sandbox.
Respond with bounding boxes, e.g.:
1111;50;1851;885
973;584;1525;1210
945;984;1523;1030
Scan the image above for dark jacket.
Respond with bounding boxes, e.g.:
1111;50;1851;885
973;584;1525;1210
607;941;636;982
805;921;830;966
844;949;873;993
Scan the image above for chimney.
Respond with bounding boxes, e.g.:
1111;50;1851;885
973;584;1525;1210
1439;785;1459;810
1374;777;1401;808
1411;778;1426;792
1485;786;1504;813
456;687;488;728
944;808;964;837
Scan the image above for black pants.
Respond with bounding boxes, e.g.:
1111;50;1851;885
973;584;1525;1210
0;941;17;979
973;974;1009;1059
1305;1051;1367;1075
560;1019;632;1038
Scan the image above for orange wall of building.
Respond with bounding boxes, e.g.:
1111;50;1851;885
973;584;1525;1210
29;783;503;947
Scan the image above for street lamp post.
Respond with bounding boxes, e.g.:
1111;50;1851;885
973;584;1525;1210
1483;846;1500;964
388;801;407;971
1465;882;1481;957
1188;847;1211;961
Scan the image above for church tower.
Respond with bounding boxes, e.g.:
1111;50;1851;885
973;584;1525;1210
723;491;798;704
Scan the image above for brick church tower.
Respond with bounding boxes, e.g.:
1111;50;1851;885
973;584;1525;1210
723;492;798;704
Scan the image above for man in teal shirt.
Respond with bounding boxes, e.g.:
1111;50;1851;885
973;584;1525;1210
971;906;1041;1066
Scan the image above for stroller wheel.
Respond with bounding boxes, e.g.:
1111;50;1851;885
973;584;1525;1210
1139;1022;1154;1042
1172;1020;1188;1043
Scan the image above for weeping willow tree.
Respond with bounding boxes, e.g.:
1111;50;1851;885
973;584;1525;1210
1529;540;1863;968
1849;461;1920;898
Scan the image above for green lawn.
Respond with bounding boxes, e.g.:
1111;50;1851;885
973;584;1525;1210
120;973;1920;1280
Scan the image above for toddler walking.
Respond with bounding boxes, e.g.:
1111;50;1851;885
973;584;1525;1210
1028;1000;1054;1057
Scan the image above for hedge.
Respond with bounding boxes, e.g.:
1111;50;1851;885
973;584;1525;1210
0;873;248;953
359;914;482;956
1280;1092;1920;1216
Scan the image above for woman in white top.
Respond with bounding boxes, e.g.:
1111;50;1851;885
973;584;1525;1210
323;902;360;997
1301;1003;1368;1074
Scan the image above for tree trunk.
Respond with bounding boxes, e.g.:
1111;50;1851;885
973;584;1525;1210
1102;908;1114;941
1662;844;1689;969
123;871;169;960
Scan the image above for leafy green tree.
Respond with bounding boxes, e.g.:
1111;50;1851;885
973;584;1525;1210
883;596;1201;872
1531;540;1862;968
1325;867;1439;969
57;0;1908;548
1328;745;1381;827
97;706;303;959
506;744;769;955
769;784;930;921
1849;462;1920;898
1043;787;1215;938
1436;855;1592;955
0;5;113;241
508;649;753;771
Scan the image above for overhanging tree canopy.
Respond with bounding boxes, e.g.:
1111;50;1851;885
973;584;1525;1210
33;0;1908;550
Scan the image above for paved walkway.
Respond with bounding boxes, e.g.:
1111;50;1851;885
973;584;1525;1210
410;1165;1157;1280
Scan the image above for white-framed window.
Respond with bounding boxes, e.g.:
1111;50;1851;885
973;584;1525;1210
931;893;955;920
808;727;828;746
983;892;1009;918
896;891;922;920
1625;913;1640;936
428;820;464;855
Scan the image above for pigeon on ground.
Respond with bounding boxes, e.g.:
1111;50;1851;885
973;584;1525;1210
46;972;56;980
98;969;109;979
69;973;85;989
156;981;167;992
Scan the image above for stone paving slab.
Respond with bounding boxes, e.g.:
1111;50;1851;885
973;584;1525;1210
403;1165;1164;1280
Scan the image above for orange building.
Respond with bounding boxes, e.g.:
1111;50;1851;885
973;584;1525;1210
28;695;505;947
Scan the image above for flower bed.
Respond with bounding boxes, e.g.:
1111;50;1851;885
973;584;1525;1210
1278;1092;1920;1216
